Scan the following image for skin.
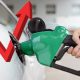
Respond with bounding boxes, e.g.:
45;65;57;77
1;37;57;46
68;29;80;58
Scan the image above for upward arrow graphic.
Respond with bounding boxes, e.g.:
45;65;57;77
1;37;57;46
0;1;32;62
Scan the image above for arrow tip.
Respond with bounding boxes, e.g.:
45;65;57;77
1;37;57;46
16;1;32;19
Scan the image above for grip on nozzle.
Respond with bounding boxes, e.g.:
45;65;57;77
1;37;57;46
50;35;80;76
54;35;77;61
63;35;77;47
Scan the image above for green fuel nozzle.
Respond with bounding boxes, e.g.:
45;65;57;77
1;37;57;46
9;26;80;76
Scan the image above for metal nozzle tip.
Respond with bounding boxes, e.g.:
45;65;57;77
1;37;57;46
8;31;19;45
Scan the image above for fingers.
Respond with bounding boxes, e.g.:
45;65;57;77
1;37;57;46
72;46;80;56
75;50;80;58
68;47;73;54
68;29;80;58
68;45;80;58
72;30;80;45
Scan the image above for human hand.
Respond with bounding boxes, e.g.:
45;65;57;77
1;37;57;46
68;29;80;58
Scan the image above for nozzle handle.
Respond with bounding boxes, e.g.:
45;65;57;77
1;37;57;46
63;35;77;47
50;35;80;76
54;35;77;61
54;46;69;61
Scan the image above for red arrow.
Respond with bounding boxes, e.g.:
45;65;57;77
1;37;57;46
0;1;32;62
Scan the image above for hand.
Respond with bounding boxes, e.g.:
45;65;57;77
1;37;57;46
68;29;80;58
